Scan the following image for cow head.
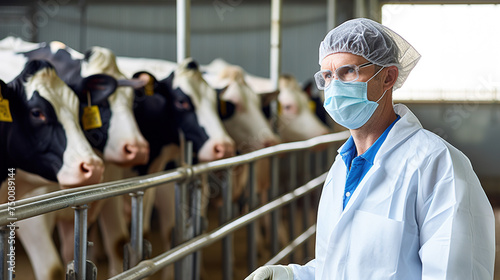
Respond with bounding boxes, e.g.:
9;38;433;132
0;60;104;187
82;46;150;166
207;65;281;154
164;58;235;161
277;74;331;142
128;71;187;172
21;43;150;167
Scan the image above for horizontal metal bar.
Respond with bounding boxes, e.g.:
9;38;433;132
0;131;349;226
0;170;186;225
108;172;328;280
0;170;186;211
265;224;316;266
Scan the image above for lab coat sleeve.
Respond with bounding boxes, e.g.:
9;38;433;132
417;147;495;280
288;259;316;280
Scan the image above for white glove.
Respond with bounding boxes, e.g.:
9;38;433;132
244;265;294;280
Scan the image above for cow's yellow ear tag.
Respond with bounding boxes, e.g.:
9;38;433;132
145;78;154;96
308;100;317;113
82;91;102;130
82;106;102;130
0;88;13;122
0;99;13;122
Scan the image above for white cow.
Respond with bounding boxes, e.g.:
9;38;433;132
201;58;332;258
202;58;331;142
203;64;280;201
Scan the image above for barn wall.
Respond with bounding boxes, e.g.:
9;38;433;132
405;102;500;193
0;2;327;84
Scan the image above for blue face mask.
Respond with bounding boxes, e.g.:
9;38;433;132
323;67;386;129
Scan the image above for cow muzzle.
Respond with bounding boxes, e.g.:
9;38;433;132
103;140;150;167
197;138;235;162
58;157;105;188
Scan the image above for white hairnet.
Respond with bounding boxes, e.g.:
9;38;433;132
319;18;420;90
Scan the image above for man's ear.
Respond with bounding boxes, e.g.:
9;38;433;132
383;66;399;91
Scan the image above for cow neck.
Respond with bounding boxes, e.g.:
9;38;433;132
134;98;179;172
0;77;27;183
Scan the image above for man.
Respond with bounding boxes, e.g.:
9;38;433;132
245;18;495;280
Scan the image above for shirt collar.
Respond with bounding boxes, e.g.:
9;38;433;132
340;115;401;166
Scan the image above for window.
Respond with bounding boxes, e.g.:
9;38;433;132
382;4;500;101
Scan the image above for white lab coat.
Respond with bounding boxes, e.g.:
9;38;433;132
290;104;495;280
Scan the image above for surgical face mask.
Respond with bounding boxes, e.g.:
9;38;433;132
323;67;386;129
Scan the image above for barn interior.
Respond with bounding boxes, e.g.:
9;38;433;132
0;0;499;280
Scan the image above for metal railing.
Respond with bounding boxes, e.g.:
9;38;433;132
0;130;350;280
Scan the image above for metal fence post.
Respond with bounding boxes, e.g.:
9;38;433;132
124;191;151;270
247;162;257;274
221;168;233;280
270;155;280;255
288;152;297;262
175;140;193;280
302;151;312;258
131;192;144;264
66;204;96;280
0;226;13;280
174;181;188;280
191;179;203;280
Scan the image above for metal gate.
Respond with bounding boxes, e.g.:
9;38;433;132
0;131;350;280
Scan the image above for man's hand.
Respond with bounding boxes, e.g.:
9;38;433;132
244;265;294;280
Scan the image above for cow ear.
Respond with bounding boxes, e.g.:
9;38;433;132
302;80;314;98
131;71;158;97
0;79;10;100
216;87;236;120
259;90;279;108
81;74;117;105
215;86;228;97
117;78;148;90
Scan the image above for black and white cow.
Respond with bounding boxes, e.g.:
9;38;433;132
120;58;237;279
0;59;107;280
0;59;104;190
0;39;153;278
21;42;150;166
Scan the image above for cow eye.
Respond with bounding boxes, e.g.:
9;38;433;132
30;108;47;122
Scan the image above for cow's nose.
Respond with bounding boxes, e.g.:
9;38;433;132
80;162;92;173
213;142;235;159
59;157;104;188
122;142;150;165
124;143;138;156
80;160;104;183
263;137;281;148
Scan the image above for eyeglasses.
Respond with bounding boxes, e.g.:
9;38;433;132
314;62;374;90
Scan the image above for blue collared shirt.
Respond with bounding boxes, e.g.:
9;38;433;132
340;115;400;209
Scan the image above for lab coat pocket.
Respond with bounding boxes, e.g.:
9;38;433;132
346;210;404;280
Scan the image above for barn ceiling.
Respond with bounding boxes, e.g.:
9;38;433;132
2;0;500;5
